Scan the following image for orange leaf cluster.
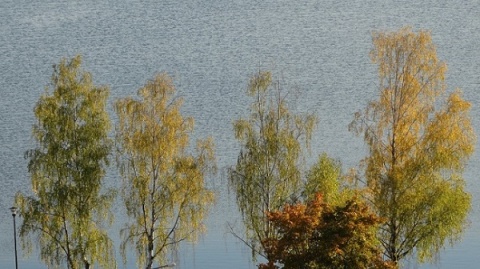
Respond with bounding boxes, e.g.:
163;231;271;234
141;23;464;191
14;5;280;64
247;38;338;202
260;193;394;269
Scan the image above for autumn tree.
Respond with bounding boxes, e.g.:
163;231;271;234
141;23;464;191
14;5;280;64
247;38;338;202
115;73;216;269
260;193;392;269
350;27;476;266
16;55;116;269
229;71;317;259
303;153;354;205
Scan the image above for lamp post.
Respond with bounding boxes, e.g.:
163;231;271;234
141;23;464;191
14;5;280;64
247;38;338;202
10;206;18;269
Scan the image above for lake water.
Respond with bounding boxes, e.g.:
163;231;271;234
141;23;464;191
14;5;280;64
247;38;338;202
1;0;479;268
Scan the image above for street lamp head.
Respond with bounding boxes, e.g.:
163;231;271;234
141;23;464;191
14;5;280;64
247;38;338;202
10;206;18;269
10;207;17;217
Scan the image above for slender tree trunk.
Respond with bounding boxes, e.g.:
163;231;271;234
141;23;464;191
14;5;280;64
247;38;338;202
146;233;154;269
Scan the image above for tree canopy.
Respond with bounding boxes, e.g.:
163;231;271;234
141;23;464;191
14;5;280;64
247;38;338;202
350;27;476;266
303;153;354;206
115;73;216;269
229;71;317;260
260;193;393;269
16;55;116;269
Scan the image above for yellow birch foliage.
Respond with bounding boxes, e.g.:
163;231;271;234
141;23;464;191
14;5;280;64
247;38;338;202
16;55;116;269
350;27;475;266
229;71;317;260
115;73;215;269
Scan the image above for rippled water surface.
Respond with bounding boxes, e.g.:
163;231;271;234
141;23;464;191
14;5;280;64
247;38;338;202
1;0;479;268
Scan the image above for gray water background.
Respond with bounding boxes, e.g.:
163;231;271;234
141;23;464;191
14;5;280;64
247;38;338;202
1;0;479;268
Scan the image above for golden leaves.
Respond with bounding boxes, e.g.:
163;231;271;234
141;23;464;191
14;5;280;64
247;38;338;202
18;55;115;269
115;72;215;268
353;27;476;264
229;71;317;260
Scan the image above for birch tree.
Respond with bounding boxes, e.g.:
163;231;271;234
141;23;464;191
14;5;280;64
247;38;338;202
350;27;476;266
229;71;317;259
115;73;215;269
16;55;116;269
